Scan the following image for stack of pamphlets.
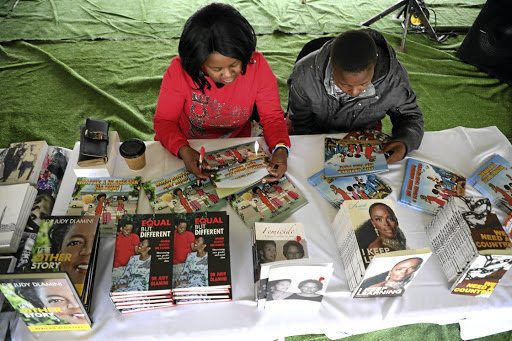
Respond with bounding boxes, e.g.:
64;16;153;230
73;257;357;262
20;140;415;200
0;141;48;186
308;170;392;209
143;167;225;214
426;196;512;297
331;199;431;298
252;222;333;309
0;183;37;253
65;176;142;237
399;158;466;214
467;154;512;214
0;272;92;332
228;175;308;227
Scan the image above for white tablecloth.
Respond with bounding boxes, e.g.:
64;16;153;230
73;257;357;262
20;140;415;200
12;126;512;341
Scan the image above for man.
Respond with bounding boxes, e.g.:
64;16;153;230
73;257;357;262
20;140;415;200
287;29;423;163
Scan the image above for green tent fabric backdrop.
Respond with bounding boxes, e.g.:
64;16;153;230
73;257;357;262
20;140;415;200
0;0;511;340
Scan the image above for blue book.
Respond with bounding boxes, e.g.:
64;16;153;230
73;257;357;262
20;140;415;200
467;154;512;214
399;158;466;214
307;170;392;209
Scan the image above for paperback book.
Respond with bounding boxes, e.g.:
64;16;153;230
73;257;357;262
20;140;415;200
399;158;466;214
467;154;512;214
0;183;37;253
228;175;308;227
143;167;224;214
307;170;392;209
65;176;142;237
205;141;269;198
343;129;392;143
324;137;388;178
0;141;48;186
331;199;431;296
24;216;100;311
426;196;512;297
0;272;92;332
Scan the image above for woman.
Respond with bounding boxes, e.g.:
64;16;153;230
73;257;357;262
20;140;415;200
257;240;277;264
48;219;97;296
282;240;305;260
285;279;324;302
366;202;406;251
154;3;290;183
266;279;292;301
115;238;152;292
175;236;209;288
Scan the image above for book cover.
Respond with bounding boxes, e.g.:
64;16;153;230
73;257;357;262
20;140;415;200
324;138;388;178
399;158;466;214
172;212;231;303
143;168;225;214
66;176;142;237
467;154;512;214
264;264;334;310
25;216;100;298
206;141;269;197
110;214;175;296
448;196;512;297
0;183;37;253
308;170;392;209
0;272;92;331
228;175;308;227
348;200;409;269
0;141;48;186
353;248;432;298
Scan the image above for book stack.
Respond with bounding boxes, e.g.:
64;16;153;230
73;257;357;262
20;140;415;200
331;199;431;298
252;222;333;309
0;183;37;253
0;272;92;332
0;141;48;186
110;212;231;312
0;216;100;332
0;256;17;309
308;170;392;209
172;211;232;305
399;158;466;214
143;167;225;214
228;174;308;227
467;154;512;214
425;196;512;297
65;176;142;237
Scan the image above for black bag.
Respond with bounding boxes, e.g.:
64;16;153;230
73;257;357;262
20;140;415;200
77;118;110;166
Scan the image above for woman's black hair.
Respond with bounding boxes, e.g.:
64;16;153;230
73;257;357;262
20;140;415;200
48;221;74;254
178;2;257;93
330;30;377;73
298;279;323;291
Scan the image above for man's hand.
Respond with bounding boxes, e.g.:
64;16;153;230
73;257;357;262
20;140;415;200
263;147;288;182
178;145;210;180
383;141;407;164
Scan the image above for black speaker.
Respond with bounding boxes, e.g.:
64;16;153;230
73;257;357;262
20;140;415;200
456;0;512;85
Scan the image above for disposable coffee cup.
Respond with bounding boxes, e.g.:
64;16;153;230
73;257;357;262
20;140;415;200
119;138;146;171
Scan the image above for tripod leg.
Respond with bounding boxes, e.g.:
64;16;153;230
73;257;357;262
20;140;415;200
360;0;407;26
397;0;412;52
410;0;442;41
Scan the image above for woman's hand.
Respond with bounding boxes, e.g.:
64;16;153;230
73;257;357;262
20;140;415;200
383;141;406;164
264;147;288;182
178;145;210;180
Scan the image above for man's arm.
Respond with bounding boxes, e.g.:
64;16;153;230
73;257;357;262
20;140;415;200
287;80;322;135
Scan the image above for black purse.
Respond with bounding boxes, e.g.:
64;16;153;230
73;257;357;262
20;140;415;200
77;118;110;166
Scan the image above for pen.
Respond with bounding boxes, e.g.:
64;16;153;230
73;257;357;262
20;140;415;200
198;146;205;186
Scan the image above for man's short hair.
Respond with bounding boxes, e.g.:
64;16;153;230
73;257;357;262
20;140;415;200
330;30;378;73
